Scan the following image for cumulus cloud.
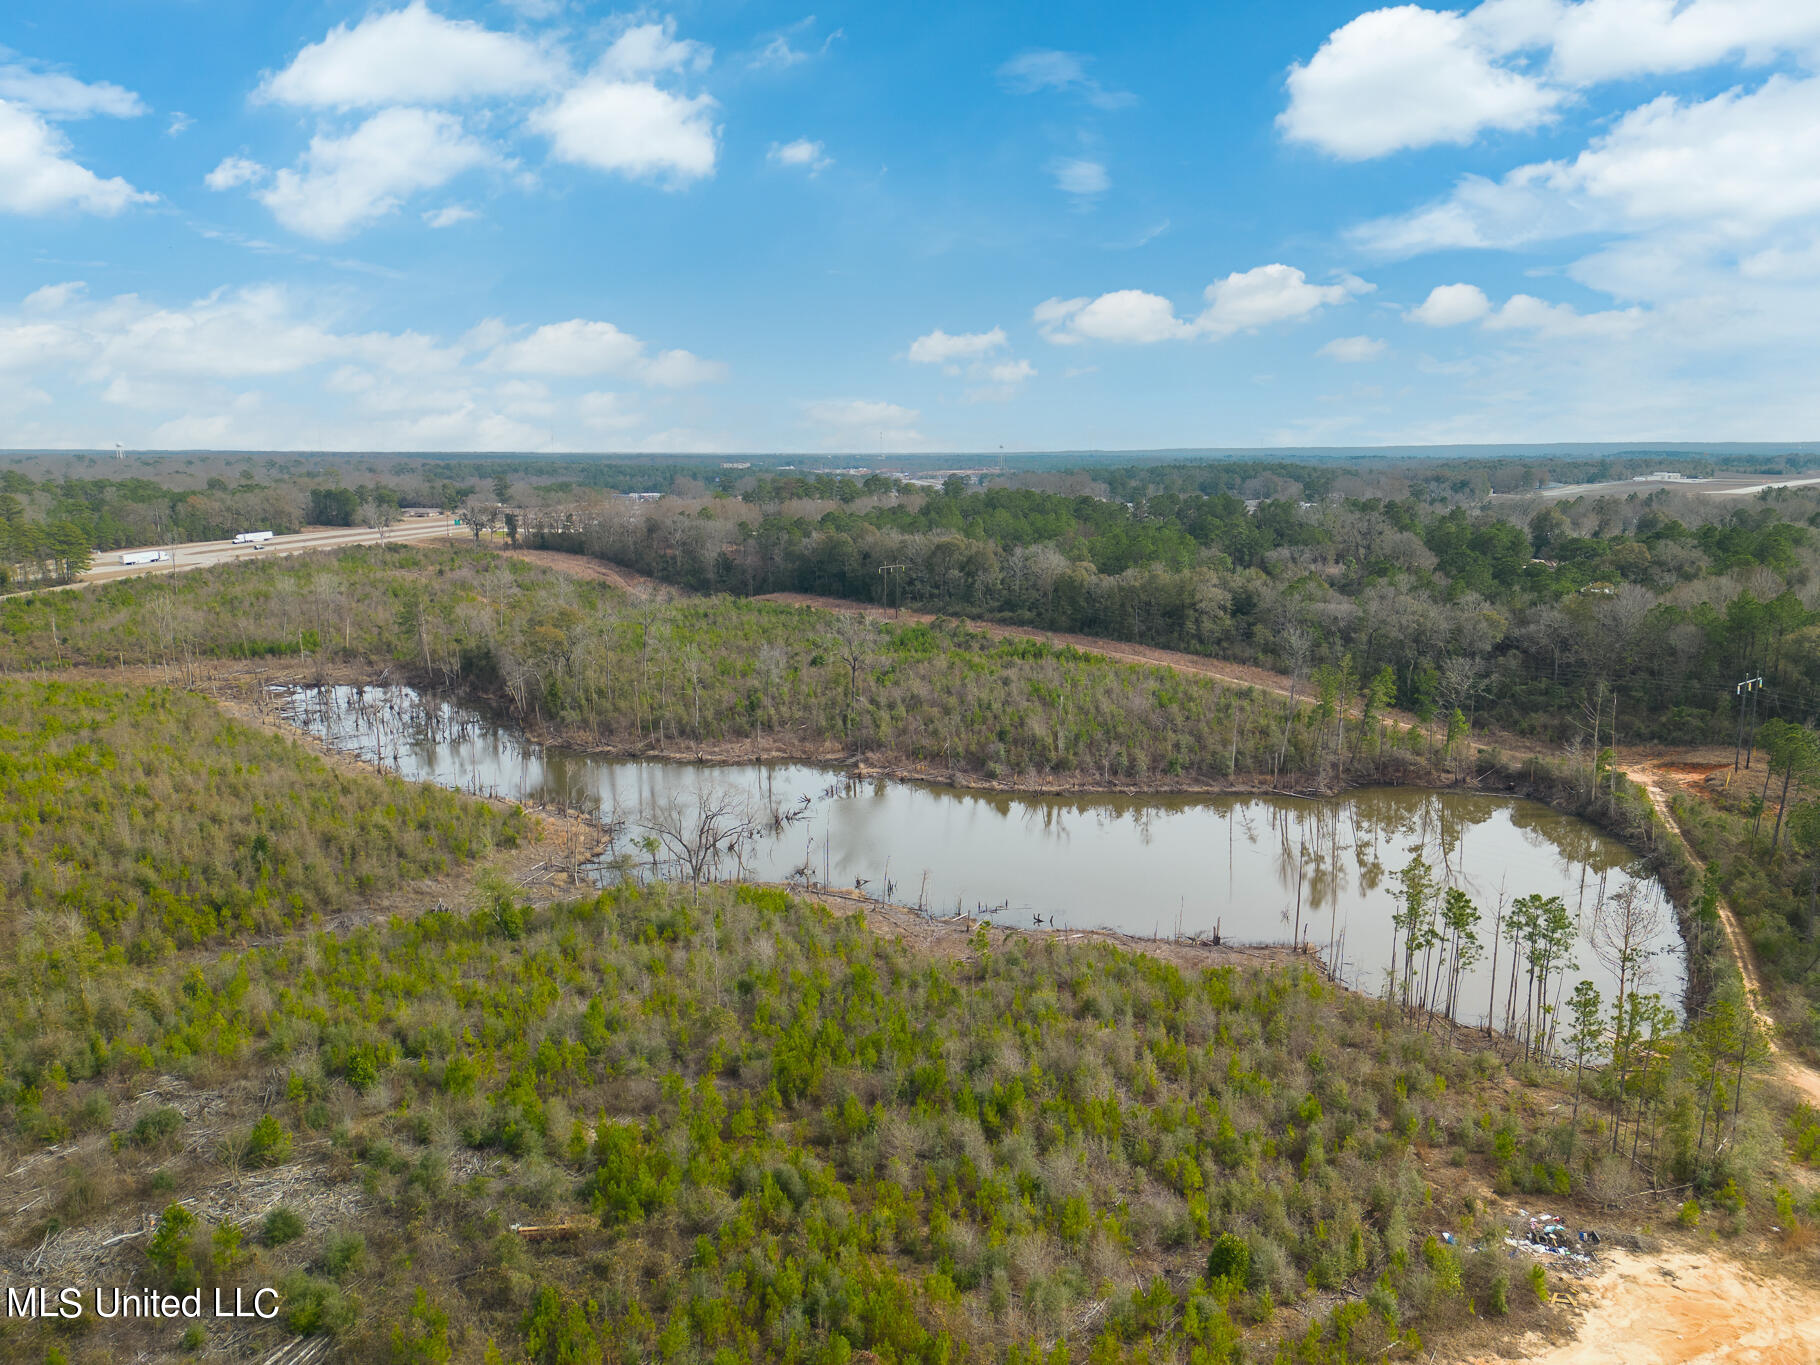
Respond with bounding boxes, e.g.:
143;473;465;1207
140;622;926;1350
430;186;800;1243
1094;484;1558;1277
422;204;478;227
0;281;725;451
0;100;154;216
488;319;646;375
1280;6;1560;159
1050;157;1109;198
1199;264;1361;338
1318;335;1387;362
531;23;718;184
908;327;1006;364
1284;1;1820;160
255;108;499;240
1037;266;1365;345
1354;74;1820;256
205;155;266;191
997;49;1134;110
1406;283;1492;326
1404;281;1641;337
0;60;145;118
1483;292;1645;337
767;138;830;173
1516;0;1820;86
486;318;724;387
256;1;564;108
1035;291;1190;345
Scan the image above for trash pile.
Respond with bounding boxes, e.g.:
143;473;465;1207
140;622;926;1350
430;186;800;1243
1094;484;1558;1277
1504;1209;1599;1267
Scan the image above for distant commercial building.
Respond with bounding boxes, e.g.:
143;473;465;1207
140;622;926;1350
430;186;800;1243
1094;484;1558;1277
1632;471;1702;482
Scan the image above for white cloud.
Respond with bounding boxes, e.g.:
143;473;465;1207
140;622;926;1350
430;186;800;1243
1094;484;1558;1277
748;18;843;70
490;319;644;375
422;204;478;227
23;281;85;312
964;357;1036;402
1520;0;1820;86
1285;1;1820;162
256;1;563;109
0;284;459;382
1483;292;1645;336
997;49;1134;110
908;327;1006;364
166;113;193;137
1037;266;1363;345
0;62;145;118
802;398;924;447
768;138;830;173
531;28;718;186
1354;75;1820;255
1050;157;1109;197
595;19;711;81
1198;264;1359;338
980;358;1035;384
1280;6;1561;159
0;100;154;216
1407;283;1492;325
255;108;498;240
0;281;730;451
1035;291;1190;344
486;318;725;387
205;155;266;191
641;348;727;387
1318;335;1387;362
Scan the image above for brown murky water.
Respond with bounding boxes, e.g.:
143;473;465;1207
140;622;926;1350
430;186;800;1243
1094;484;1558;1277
279;684;1684;1026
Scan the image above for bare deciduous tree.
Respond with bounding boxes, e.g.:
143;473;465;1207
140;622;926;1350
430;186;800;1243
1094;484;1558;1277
639;787;760;899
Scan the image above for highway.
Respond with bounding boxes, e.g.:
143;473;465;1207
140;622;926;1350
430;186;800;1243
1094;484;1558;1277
73;515;466;588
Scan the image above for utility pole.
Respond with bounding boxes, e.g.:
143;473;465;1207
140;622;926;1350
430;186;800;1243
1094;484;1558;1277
1735;675;1764;772
879;563;906;617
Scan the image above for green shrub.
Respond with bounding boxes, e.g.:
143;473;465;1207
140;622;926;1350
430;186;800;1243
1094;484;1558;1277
321;1230;366;1280
247;1113;293;1167
146;1203;199;1291
280;1271;356;1336
131;1106;184;1147
1206;1232;1251;1290
262;1207;305;1246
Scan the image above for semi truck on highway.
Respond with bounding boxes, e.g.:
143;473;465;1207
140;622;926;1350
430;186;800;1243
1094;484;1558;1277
232;531;274;546
118;550;168;566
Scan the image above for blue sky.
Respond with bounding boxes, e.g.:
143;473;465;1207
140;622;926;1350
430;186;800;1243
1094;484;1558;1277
3;1;1820;452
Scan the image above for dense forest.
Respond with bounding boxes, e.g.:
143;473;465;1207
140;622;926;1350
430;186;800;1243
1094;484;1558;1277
526;478;1820;747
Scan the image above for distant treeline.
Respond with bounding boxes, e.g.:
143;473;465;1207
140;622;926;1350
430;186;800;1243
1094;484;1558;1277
527;479;1820;744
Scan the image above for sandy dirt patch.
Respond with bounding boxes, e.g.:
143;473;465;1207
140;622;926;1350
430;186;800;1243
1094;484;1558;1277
1478;1248;1820;1365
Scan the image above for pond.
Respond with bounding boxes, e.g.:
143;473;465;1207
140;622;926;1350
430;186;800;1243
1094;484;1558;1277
277;684;1685;1030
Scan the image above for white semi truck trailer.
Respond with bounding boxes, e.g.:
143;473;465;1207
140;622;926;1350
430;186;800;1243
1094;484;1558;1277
232;531;274;546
